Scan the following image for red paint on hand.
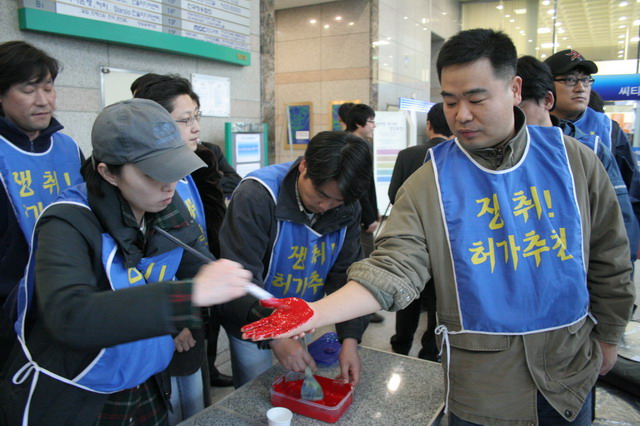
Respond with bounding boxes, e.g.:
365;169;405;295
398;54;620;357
241;297;313;340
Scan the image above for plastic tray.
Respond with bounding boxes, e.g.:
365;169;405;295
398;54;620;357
270;372;354;423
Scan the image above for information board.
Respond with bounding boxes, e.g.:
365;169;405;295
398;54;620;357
373;111;409;214
18;0;251;65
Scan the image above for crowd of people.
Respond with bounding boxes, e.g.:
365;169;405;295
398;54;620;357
0;26;637;426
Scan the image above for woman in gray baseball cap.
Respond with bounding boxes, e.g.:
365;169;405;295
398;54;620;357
1;98;252;425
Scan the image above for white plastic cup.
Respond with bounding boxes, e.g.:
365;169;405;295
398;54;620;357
266;407;293;426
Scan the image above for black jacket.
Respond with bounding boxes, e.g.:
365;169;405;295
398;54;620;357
388;137;448;204
0;179;210;425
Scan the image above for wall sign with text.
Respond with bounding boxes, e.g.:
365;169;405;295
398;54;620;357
17;0;251;65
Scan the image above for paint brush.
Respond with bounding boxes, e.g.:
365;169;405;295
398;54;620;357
153;225;278;303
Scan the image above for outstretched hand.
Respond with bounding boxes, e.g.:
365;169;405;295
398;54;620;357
241;297;315;340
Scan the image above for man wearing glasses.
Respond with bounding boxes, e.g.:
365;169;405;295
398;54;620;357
545;50;640;235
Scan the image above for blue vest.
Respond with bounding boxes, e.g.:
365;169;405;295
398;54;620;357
0;132;83;246
245;162;346;302
574;107;612;150
430;126;588;333
176;174;207;246
14;184;176;393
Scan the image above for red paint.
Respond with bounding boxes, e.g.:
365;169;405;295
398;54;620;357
271;374;354;423
242;297;313;340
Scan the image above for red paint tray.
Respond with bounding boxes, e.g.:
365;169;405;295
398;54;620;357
271;372;354;423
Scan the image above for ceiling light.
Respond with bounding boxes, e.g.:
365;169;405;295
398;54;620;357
619;34;626;38
528;39;533;42
309;19;317;24
505;14;511;18
557;28;565;33
372;40;390;46
547;9;555;14
348;22;354;26
514;9;527;14
620;25;627;28
537;27;551;34
541;42;559;48
403;16;408;20
422;18;427;24
496;4;504;10
562;37;568;40
555;21;562;26
542;0;550;5
618;50;624;53
619;16;627;21
442;12;447;15
618;39;625;43
541;54;547;58
324;24;330;29
631;36;640;42
618;54;624;58
633;19;640;26
619;1;628;6
335;16;342;21
510;19;515;23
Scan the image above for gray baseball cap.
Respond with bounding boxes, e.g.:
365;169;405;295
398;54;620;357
91;98;205;182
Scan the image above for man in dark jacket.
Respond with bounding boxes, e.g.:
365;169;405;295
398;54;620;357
0;41;84;373
218;131;371;388
387;102;451;360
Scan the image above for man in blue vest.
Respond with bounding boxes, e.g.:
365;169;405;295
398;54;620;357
218;131;372;388
545;49;640;234
241;29;635;425
517;55;639;265
0;41;83;373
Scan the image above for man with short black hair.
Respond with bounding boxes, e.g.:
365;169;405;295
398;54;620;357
218;131;371;388
517;55;639;264
0;41;83;371
242;29;635;425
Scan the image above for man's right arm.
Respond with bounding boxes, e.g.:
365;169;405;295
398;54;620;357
217;179;275;328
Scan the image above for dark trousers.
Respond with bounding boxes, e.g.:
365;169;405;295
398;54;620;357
390;280;438;361
205;307;222;376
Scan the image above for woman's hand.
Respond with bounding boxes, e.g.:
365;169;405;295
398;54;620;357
241;297;317;340
191;259;252;306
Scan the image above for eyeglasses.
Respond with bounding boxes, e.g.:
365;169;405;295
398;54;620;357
175;111;202;127
553;77;595;87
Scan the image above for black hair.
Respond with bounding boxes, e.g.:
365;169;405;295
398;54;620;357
133;73;200;111
0;41;60;114
427;103;452;137
517;55;556;110
130;73;171;96
436;29;516;83
345;104;375;132
588;90;604;113
338;102;355;122
81;157;123;197
303;131;372;204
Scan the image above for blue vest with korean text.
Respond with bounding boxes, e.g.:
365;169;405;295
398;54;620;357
430;126;588;334
245;162;347;302
574;107;613;150
0;132;83;247
176;174;207;246
14;184;176;393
